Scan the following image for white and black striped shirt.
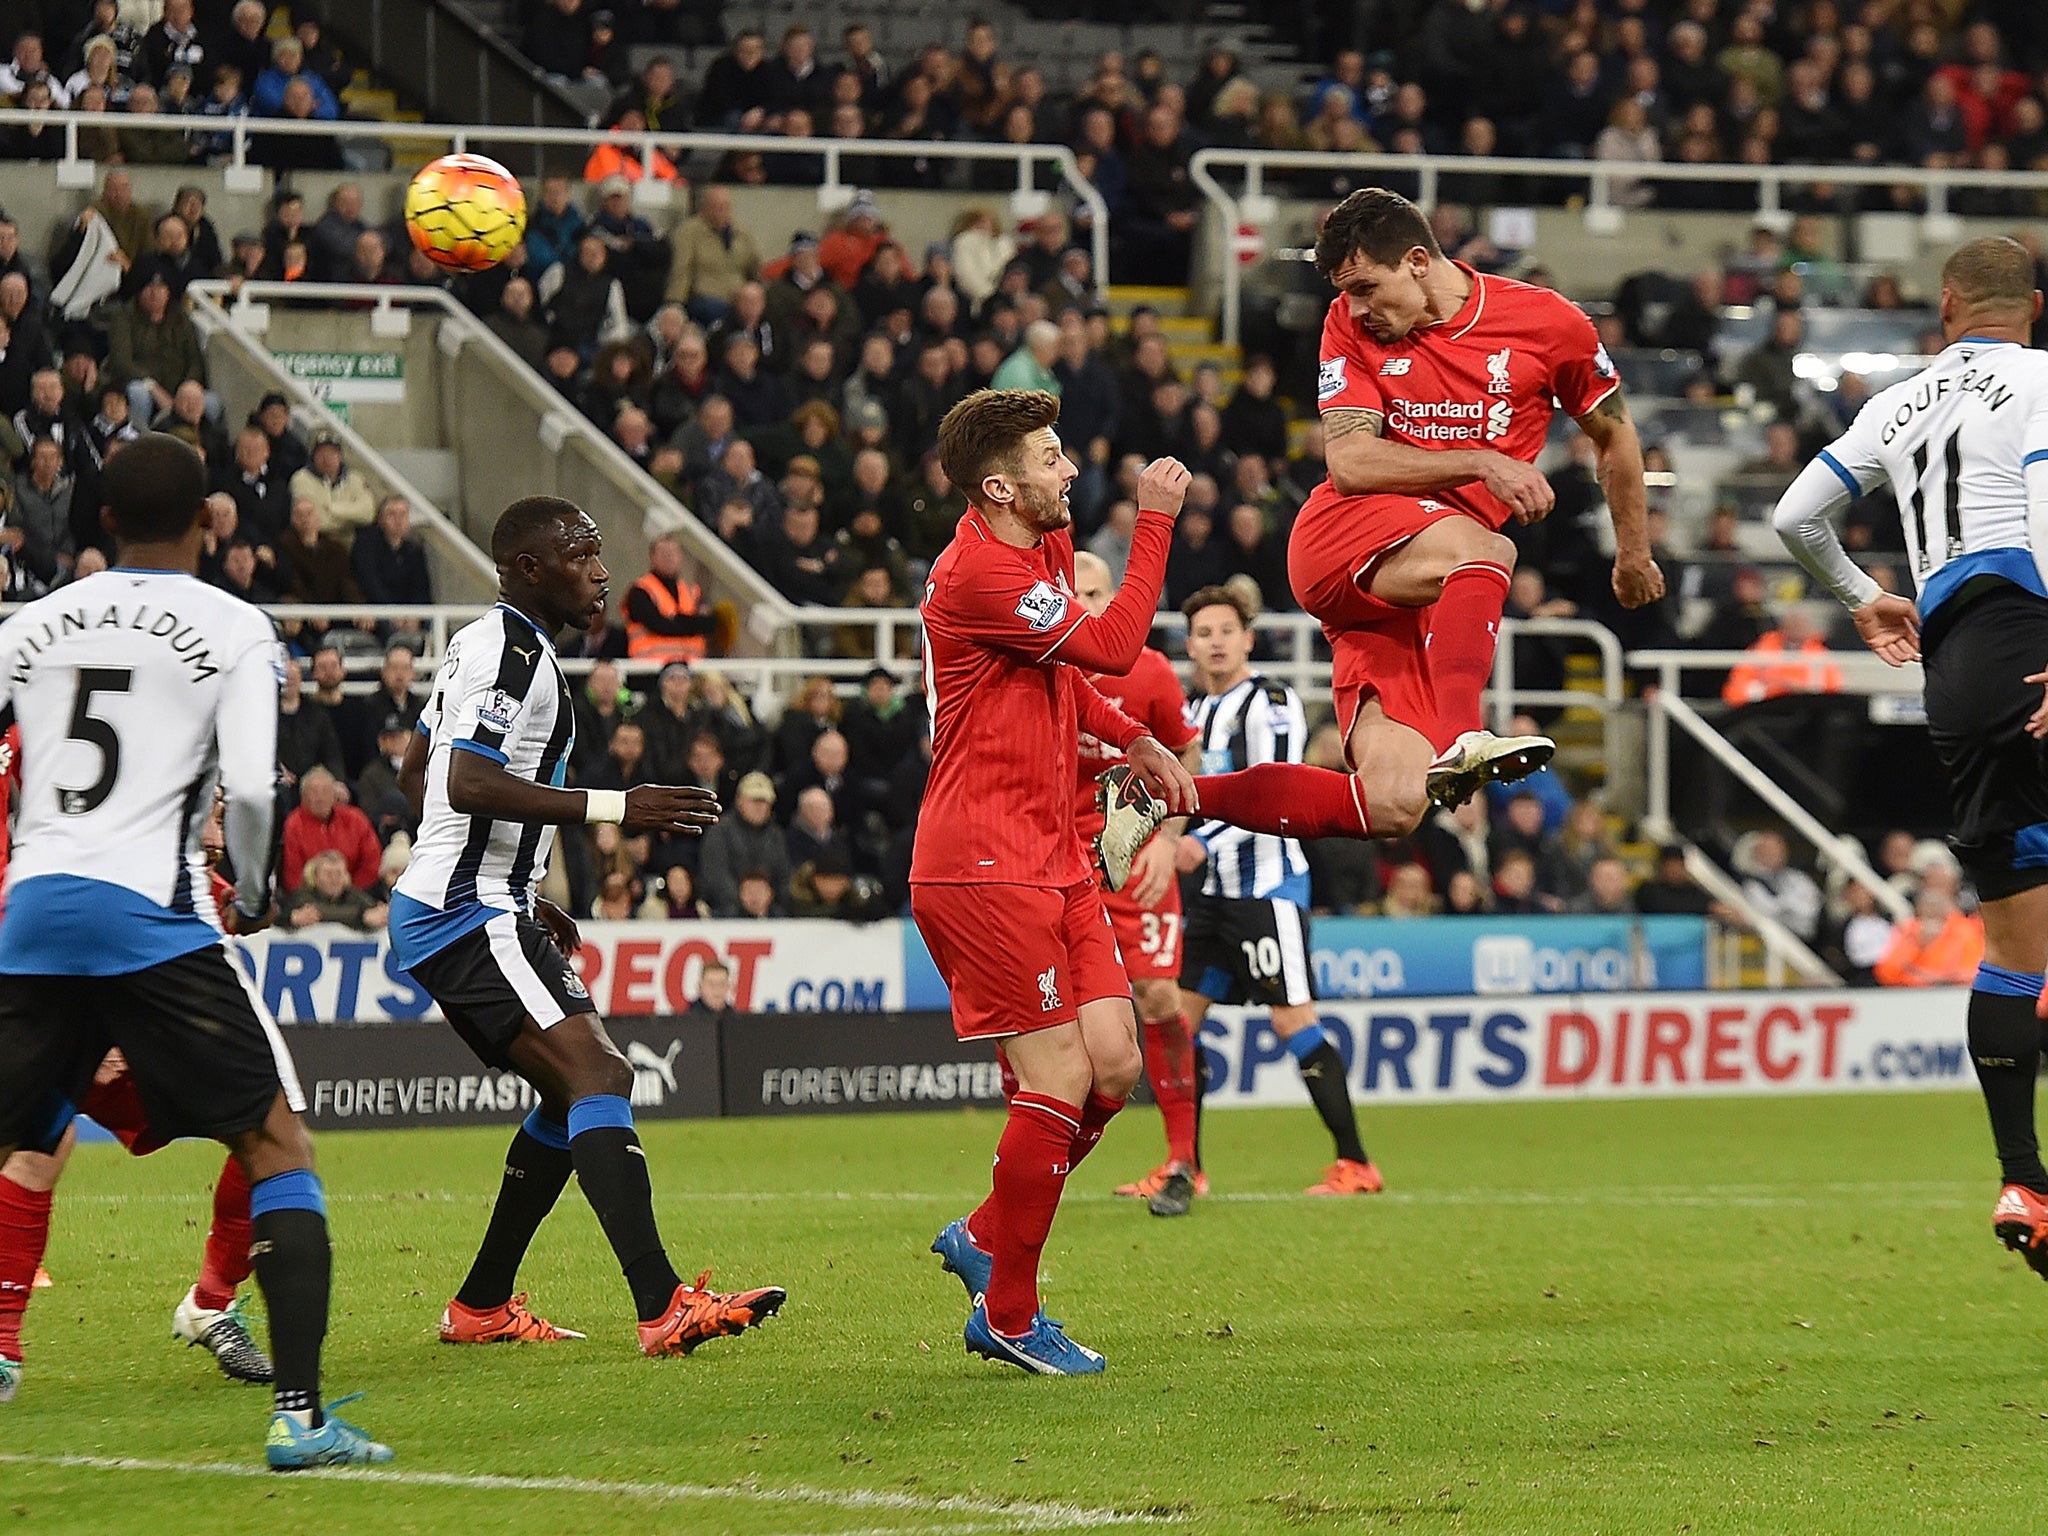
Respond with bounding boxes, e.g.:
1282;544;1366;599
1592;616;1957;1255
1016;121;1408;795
391;604;574;967
1188;675;1311;904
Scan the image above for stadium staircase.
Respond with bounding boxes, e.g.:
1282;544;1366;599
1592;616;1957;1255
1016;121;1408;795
1108;285;1242;390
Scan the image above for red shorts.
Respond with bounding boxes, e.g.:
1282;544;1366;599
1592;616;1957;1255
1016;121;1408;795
79;1070;168;1156
1102;878;1184;980
911;878;1130;1041
1289;482;1490;749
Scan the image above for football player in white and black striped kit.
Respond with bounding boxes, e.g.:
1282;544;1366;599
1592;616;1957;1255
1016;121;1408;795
1172;585;1384;1201
0;433;386;1467
1774;236;2048;1276
392;496;785;1356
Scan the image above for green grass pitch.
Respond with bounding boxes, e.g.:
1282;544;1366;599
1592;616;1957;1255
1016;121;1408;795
4;1091;2044;1534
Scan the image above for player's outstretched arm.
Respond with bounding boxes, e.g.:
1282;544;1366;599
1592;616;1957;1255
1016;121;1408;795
1572;389;1665;609
1324;407;1554;518
445;749;721;835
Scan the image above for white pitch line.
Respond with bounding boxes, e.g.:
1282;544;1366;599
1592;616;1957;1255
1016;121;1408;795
0;1453;1173;1531
56;1179;1979;1212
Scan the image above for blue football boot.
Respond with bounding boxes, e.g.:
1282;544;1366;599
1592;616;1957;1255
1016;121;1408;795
964;1303;1106;1376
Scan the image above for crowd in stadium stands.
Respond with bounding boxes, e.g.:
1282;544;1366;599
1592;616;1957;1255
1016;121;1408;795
2;0;2038;948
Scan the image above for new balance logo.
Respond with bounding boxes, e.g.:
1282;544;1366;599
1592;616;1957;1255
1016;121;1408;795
1378;358;1412;376
1037;966;1061;1012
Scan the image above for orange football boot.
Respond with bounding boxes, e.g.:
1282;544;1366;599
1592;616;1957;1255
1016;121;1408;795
1115;1162;1211;1199
439;1292;585;1343
637;1270;786;1357
1994;1184;2048;1278
1306;1158;1385;1196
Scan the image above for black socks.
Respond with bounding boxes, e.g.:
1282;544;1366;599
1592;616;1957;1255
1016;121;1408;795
1295;1036;1370;1166
567;1097;683;1322
455;1120;574;1310
1969;987;2048;1192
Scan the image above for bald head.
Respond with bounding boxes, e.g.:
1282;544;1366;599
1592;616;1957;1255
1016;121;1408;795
1940;236;2042;339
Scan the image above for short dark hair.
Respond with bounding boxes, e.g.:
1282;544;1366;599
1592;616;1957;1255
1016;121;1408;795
1181;584;1254;627
937;389;1060;507
1942;235;2037;311
104;432;208;542
491;494;583;563
1313;187;1441;278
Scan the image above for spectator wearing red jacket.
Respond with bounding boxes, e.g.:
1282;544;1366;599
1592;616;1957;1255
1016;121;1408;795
817;190;906;291
282;765;384;892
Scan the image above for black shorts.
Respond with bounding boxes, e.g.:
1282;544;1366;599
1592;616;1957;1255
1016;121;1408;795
1179;894;1315;1009
1923;584;2048;902
0;943;304;1156
405;911;594;1070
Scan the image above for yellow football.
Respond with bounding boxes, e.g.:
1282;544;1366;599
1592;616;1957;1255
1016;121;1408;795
404;152;527;273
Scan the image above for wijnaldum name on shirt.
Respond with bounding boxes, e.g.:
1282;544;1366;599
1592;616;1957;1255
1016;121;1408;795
7;601;224;686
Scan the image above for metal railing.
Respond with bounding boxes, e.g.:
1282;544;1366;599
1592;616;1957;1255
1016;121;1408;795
246;603;1625;729
1189;147;2048;345
1630;647;1916;928
0;107;1111;298
185;287;501;603
192;278;793;635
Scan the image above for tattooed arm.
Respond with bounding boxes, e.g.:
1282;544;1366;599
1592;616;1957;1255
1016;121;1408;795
1573;386;1666;609
1322;406;1556;520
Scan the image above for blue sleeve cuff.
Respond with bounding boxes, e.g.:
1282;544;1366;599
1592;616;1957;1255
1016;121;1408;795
450;738;509;765
1817;449;1862;498
415;719;432;737
2024;449;2048;469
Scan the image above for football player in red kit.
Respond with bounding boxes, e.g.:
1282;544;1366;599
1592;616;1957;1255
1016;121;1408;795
1173;188;1665;867
1067;553;1208;1215
0;789;270;1402
915;390;1196;1374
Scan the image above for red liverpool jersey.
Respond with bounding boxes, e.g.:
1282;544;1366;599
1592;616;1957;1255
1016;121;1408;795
914;508;1163;887
1074;646;1195;835
1315;264;1620;527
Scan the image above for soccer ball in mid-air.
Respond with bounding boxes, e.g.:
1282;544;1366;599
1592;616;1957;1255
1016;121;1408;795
404;153;527;272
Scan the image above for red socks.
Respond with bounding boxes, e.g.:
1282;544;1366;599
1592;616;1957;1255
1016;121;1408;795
1427;561;1511;741
1193;762;1371;840
979;1092;1081;1336
1143;1015;1201;1167
193;1155;254;1311
1067;1090;1123;1172
0;1176;53;1363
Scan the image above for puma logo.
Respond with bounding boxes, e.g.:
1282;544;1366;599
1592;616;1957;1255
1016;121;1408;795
511;643;536;663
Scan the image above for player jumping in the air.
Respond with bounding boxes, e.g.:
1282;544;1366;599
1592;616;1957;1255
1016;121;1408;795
1771;236;2048;1277
1101;188;1664;886
916;390;1197;1374
0;433;387;1467
1065;553;1206;1216
1174;585;1383;1200
392;496;784;1356
0;793;272;1402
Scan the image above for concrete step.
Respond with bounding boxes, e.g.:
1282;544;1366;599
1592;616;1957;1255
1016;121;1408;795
1112;313;1212;341
1166;340;1243;369
1107;284;1193;317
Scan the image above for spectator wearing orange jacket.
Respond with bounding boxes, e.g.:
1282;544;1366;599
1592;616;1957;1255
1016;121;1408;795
582;110;682;184
1875;874;1984;988
817;190;907;291
1722;606;1842;706
282;766;385;893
